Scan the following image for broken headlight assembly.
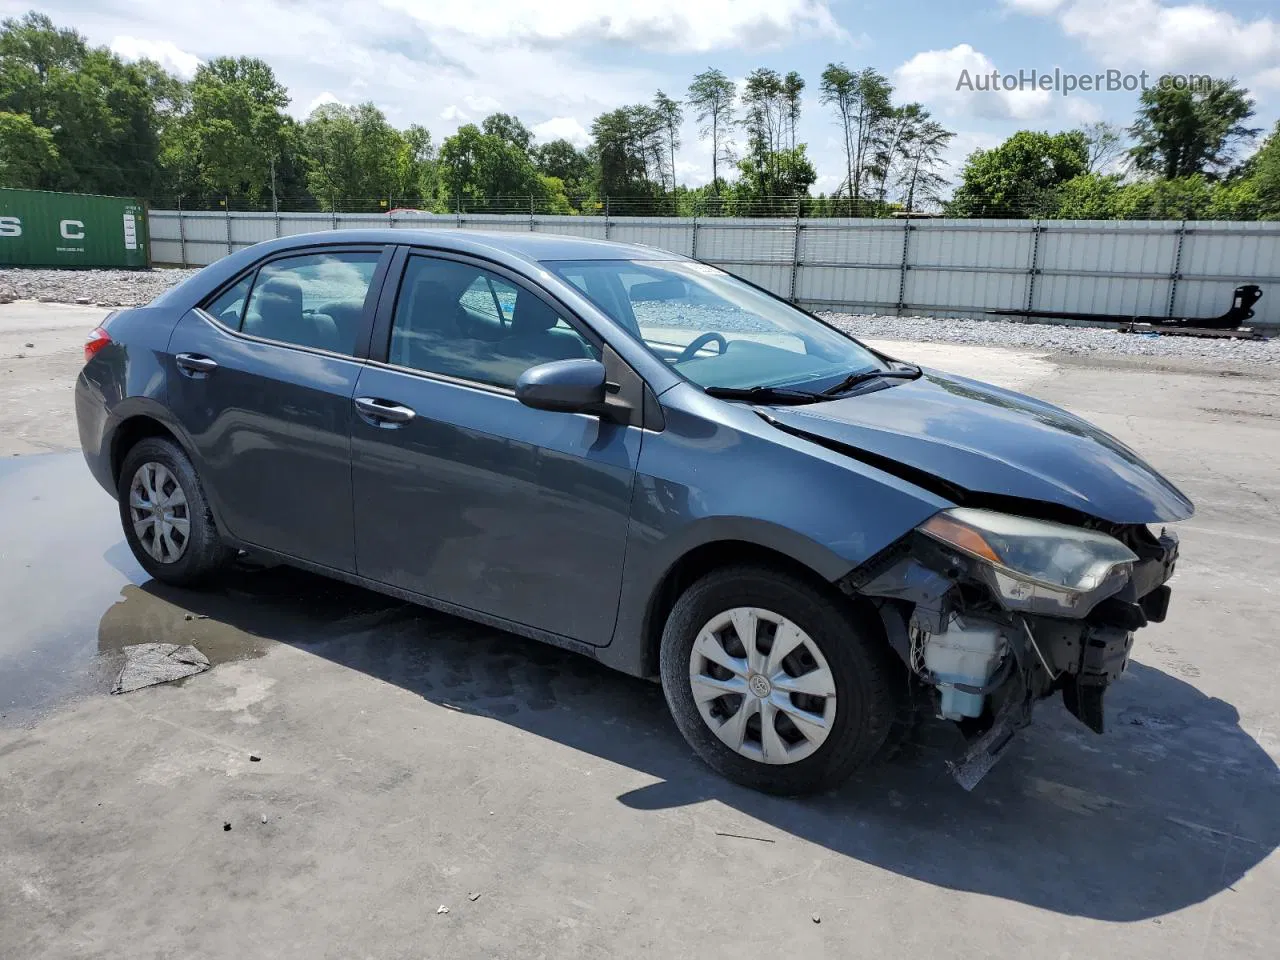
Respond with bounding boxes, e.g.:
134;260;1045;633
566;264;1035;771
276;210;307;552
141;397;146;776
917;507;1138;618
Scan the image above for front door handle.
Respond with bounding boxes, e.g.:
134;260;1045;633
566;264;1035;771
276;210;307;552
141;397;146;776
175;353;218;376
354;396;417;426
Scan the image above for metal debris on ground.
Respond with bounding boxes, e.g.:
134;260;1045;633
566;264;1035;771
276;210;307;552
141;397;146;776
812;914;821;924
112;642;210;694
467;892;481;902
184;613;209;621
437;905;449;915
249;755;261;762
713;831;776;843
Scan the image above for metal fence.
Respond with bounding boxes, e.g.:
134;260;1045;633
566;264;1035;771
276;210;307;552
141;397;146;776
148;209;1280;330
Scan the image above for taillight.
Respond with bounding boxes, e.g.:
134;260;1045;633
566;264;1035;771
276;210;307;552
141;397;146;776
84;327;112;362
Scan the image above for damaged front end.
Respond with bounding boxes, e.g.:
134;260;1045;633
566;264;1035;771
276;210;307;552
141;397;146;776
842;507;1180;789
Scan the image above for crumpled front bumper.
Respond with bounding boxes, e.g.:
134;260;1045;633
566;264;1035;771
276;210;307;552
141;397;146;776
844;525;1181;788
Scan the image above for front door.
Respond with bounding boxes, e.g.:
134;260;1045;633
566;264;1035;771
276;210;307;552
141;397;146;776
166;247;388;572
349;252;641;644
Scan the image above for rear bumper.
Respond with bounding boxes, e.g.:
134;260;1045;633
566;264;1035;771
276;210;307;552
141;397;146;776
75;370;116;498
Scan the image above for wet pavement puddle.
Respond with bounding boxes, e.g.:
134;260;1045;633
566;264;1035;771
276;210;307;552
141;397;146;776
0;453;402;725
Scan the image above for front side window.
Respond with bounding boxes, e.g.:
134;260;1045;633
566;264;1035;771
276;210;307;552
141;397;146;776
544;259;886;392
388;256;598;388
240;251;382;355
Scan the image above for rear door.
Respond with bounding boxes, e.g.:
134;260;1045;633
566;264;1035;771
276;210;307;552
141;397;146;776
349;250;643;644
166;245;390;572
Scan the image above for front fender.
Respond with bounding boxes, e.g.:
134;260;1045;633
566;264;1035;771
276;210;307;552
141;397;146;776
603;385;951;674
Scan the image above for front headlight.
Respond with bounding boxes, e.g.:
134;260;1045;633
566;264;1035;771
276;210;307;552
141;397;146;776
918;507;1137;616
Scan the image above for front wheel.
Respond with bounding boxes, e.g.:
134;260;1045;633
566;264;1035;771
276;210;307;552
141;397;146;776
659;565;897;795
118;436;234;586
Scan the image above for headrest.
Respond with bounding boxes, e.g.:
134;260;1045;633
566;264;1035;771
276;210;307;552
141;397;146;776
510;291;560;335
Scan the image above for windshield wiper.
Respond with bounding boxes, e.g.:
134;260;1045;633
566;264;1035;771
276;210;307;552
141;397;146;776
821;364;921;397
703;385;823;405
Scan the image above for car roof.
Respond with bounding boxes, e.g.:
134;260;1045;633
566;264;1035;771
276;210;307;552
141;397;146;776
259;229;685;266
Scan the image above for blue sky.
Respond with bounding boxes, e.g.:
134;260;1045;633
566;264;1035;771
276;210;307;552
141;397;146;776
11;0;1280;195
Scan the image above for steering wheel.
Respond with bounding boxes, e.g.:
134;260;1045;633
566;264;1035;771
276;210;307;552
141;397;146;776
676;332;728;363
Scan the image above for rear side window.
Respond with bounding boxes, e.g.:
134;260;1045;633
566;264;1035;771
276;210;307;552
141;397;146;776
204;276;251;329
240;251;382;355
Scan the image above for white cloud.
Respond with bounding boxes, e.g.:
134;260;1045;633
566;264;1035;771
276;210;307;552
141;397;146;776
1002;0;1067;12
306;91;342;114
463;94;502;114
440;105;468;122
1064;97;1102;123
382;0;845;53
895;44;1054;121
532;117;592;148
109;36;201;78
1006;0;1280;82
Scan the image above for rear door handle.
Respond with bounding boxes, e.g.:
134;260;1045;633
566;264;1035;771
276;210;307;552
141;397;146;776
354;396;417;426
175;353;218;376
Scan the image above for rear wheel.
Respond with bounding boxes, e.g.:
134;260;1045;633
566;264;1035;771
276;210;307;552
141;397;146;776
118;437;233;586
659;565;896;795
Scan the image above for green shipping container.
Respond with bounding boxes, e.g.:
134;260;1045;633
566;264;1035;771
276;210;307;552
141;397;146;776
0;188;150;268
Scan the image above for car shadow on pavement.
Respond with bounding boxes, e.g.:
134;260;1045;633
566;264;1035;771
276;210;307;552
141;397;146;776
107;564;1280;923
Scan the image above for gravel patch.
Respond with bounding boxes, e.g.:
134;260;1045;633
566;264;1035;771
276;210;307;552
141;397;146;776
0;267;199;307
822;311;1280;365
3;267;1276;364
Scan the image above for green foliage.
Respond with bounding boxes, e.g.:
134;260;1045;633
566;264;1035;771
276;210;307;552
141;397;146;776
686;67;736;193
1246;123;1280;219
437;123;547;202
951;130;1089;217
819;64;892;203
0;11;163;195
0;109;56;186
590;105;664;202
533;138;592;209
1129;77;1259;180
4;10;1276;221
733;144;816;205
173;57;290;199
480;113;533;153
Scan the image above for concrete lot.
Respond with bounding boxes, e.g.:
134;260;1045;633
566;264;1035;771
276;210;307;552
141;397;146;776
1;302;1279;959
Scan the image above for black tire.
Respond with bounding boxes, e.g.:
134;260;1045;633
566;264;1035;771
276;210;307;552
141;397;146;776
118;437;234;586
659;564;897;796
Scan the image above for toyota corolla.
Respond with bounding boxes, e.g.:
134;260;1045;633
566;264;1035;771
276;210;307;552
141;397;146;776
75;230;1191;794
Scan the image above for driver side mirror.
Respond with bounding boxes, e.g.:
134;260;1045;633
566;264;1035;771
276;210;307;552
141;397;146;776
515;358;607;414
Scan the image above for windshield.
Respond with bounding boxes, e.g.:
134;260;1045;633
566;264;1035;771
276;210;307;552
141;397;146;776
544;259;884;391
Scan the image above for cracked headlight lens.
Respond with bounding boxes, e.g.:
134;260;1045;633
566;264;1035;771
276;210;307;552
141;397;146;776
918;507;1138;616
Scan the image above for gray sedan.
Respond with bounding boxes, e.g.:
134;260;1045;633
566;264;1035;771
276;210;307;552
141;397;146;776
76;230;1191;794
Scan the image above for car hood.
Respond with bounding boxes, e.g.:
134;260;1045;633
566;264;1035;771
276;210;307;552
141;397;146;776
763;370;1194;524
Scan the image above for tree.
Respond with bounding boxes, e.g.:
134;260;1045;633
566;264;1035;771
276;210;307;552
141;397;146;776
652;90;682;194
302;102;406;208
1129;77;1259;180
1244;122;1280;218
734;145;816;203
820;64;892;207
870;102;928;203
533;137;592;209
437;123;546;203
0;11;168;195
896;116;954;212
480;112;533;153
782;71;804;151
686;68;736;193
175;57;291;199
741;68;792;195
1079;121;1126;174
0;110;57;187
591;105;664;203
950;130;1089;217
